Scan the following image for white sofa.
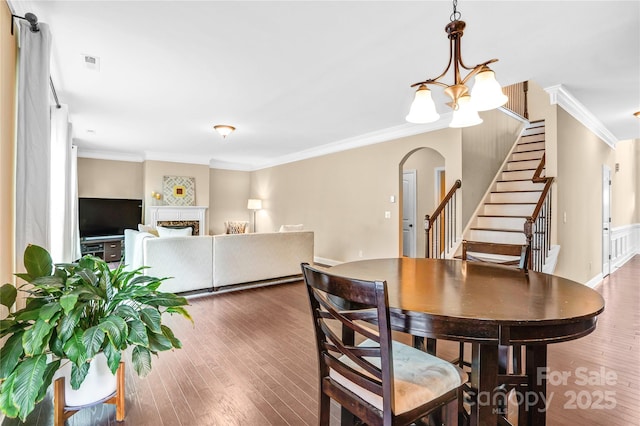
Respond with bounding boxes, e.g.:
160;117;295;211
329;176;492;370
124;230;314;294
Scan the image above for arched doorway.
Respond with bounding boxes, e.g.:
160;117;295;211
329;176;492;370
400;148;445;258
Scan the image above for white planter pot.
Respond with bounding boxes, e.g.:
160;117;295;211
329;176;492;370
53;352;118;407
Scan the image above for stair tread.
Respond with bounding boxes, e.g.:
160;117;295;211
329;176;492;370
518;140;545;145
491;190;542;194
508;158;541;163
496;179;541;183
484;202;536;205
520;131;545;137
503;168;537;172
478;214;529;218
470;227;524;233
514;148;545;154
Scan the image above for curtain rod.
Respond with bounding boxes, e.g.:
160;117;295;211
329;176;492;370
50;77;61;109
10;13;61;109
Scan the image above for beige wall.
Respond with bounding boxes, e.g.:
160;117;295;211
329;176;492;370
637;140;640;223
403;148;444;257
142;160;210;227
209;168;251;235
461;109;524;225
610;139;638;227
77;158;143;199
554;109;617;282
527;81;560;244
77;159;212;231
1;0;17;311
250;128;462;263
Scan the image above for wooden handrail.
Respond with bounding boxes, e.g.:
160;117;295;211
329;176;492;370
527;154;554;224
532;153;547;183
525;152;554;271
425;179;462;229
425;179;462;259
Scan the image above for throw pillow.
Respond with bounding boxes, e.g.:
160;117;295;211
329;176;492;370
156;226;193;238
279;224;304;232
138;223;159;236
225;221;248;234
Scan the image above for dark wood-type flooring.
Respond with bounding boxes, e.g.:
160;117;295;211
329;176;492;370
2;256;638;425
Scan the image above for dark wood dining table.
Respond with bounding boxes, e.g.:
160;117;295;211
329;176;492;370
329;257;605;426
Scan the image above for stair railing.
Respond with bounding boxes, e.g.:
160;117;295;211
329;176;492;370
425;179;462;259
503;80;529;120
525;154;554;271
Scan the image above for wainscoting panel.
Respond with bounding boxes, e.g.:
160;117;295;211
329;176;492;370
611;223;640;270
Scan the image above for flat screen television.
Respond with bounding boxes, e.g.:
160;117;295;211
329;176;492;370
79;198;143;239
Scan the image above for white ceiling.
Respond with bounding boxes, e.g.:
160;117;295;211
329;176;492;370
11;1;640;170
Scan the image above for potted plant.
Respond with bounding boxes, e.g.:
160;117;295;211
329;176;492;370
0;244;192;421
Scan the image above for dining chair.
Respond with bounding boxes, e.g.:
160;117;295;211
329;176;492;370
461;240;530;271
301;263;467;426
460;240;531;423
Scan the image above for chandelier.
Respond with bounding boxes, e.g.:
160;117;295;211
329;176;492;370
406;0;508;128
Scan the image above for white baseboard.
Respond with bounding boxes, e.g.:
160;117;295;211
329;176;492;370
314;256;341;267
585;273;604;289
542;245;561;274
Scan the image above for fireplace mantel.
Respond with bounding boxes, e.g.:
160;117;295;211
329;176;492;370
147;206;207;236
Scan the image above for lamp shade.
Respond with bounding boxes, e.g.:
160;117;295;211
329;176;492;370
247;199;262;210
449;95;483;128
470;68;508;111
406;85;440;124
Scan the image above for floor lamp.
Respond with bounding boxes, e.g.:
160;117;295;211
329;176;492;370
247;199;262;232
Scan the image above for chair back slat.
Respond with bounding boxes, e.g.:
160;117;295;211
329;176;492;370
462;240;530;271
302;263;395;415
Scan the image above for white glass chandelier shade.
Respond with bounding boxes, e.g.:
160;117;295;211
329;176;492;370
405;85;441;124
406;1;508;129
470;68;508;111
449;95;483;128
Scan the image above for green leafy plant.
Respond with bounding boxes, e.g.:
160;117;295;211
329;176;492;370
0;244;192;421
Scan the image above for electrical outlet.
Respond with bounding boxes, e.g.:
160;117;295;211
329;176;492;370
358;250;363;258
384;211;391;219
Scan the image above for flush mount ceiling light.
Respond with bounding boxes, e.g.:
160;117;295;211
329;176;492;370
213;124;235;139
406;0;508;128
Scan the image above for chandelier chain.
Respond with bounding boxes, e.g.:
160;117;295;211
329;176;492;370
450;0;461;22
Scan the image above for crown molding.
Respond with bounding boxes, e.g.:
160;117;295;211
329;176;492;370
143;151;211;166
545;84;618;148
248;115;452;171
78;116;452;170
77;148;144;163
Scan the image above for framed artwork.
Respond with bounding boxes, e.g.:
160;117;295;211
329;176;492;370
163;176;196;206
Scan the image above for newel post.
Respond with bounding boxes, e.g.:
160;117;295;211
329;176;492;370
524;217;534;270
424;214;431;258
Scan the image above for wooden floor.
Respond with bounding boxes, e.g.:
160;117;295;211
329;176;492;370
2;256;638;426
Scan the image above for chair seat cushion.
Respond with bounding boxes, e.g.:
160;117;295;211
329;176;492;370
330;339;466;414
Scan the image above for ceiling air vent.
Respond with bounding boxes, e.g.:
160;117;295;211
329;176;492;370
82;54;100;71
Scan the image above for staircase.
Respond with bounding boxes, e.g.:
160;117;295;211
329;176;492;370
465;120;554;265
424;119;557;271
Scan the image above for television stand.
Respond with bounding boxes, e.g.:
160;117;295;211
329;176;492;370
80;236;124;262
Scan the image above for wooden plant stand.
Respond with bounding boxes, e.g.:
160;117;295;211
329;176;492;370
54;362;125;425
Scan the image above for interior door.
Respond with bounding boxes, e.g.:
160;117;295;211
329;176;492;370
602;165;611;277
402;170;417;257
